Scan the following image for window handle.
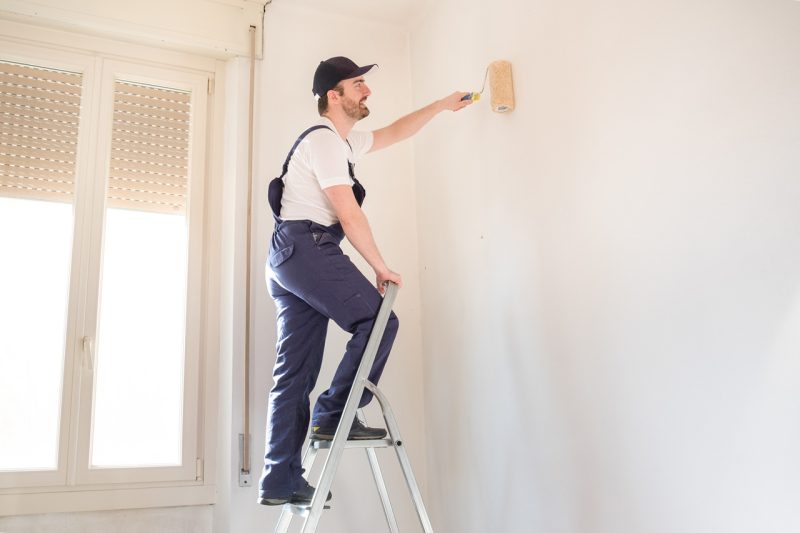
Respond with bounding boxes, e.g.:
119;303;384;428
82;336;94;372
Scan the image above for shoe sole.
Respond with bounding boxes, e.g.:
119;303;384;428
258;491;333;506
258;497;331;506
310;432;387;441
258;497;290;506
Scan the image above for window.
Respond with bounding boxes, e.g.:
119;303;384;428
90;80;191;470
0;36;215;512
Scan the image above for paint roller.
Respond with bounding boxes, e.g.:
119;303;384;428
462;60;515;113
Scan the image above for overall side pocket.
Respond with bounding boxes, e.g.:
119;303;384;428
269;244;295;268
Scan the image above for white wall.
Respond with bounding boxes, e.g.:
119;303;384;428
0;506;212;533
409;1;800;532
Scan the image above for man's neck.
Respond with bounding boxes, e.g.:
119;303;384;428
322;110;356;140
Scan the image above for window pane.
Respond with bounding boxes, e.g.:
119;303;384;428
90;80;191;468
0;60;82;471
91;209;187;467
0;198;72;471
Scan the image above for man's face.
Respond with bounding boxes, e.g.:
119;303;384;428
338;76;371;120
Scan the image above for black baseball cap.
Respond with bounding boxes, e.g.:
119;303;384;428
312;56;377;98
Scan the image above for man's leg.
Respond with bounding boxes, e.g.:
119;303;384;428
266;221;399;438
259;278;328;499
298;242;400;430
311;304;398;428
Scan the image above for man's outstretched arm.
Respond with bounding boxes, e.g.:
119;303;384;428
369;92;472;153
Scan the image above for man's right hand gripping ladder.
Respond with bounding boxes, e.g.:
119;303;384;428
272;282;434;533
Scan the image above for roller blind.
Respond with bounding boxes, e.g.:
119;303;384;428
0;60;82;203
108;80;191;215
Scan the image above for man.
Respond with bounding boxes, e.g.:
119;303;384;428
258;56;472;506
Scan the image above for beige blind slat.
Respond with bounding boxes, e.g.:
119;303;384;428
112;130;188;153
0;62;84;87
111;146;188;165
111;116;190;142
0;61;82;203
2;92;82;117
114;101;190;124
108;81;191;215
3;153;75;173
0;117;79;142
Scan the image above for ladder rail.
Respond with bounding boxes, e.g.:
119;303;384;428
300;282;399;533
365;381;435;533
365;446;401;533
359;410;401;533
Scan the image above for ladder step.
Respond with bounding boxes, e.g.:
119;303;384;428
310;438;395;450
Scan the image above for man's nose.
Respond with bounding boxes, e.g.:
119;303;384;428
362;84;371;97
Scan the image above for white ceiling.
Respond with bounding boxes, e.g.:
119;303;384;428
276;0;427;26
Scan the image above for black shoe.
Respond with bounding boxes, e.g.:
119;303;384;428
258;482;332;506
311;418;387;441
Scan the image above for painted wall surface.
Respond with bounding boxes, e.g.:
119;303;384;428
229;3;430;533
408;1;800;533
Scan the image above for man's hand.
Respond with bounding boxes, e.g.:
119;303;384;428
439;91;474;112
376;268;402;294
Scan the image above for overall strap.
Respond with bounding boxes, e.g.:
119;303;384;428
345;140;355;178
279;124;333;179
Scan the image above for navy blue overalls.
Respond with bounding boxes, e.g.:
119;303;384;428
258;125;399;498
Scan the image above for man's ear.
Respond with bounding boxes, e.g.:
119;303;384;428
327;89;339;103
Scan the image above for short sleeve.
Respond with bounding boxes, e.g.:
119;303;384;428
307;130;353;189
346;129;374;162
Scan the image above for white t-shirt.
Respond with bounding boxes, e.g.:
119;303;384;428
280;117;373;226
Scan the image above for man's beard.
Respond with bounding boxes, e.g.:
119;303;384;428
342;95;370;120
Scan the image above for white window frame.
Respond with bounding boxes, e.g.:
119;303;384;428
0;18;222;515
76;59;208;487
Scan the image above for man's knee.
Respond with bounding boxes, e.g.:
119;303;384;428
357;310;398;340
270;359;320;395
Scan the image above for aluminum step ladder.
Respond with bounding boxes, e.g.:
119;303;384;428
273;283;434;533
